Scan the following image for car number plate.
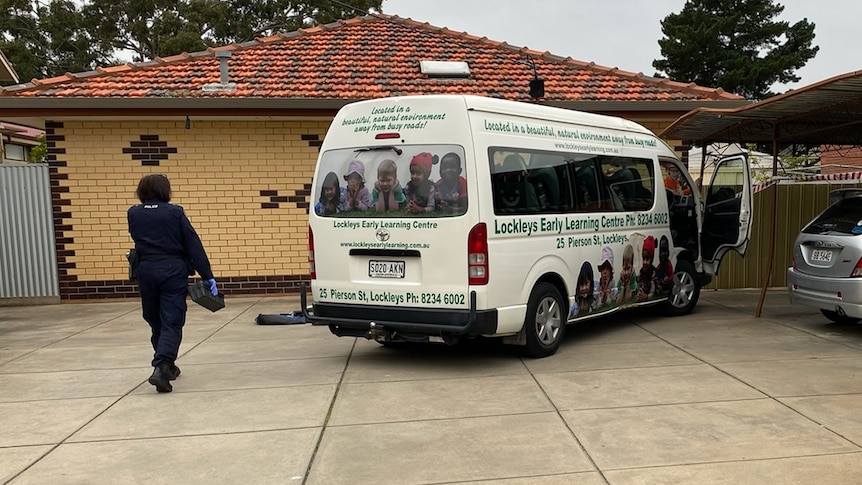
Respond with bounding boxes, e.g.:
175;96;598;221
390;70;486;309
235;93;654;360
811;249;832;263
369;260;405;278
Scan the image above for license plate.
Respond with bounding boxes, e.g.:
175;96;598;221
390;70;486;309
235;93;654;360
811;249;832;262
369;260;405;278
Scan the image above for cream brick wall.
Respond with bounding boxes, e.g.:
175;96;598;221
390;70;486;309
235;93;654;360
55;119;328;282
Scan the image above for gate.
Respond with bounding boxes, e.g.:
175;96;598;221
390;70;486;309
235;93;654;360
0;163;59;303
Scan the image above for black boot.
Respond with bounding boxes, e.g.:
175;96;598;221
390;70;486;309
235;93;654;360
148;361;173;393
168;363;181;381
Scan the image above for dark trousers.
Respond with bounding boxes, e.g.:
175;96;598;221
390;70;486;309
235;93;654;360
137;258;189;367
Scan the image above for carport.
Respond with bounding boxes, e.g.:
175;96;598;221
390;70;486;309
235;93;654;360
661;70;862;316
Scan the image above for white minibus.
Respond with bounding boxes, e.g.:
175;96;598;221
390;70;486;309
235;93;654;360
302;95;752;357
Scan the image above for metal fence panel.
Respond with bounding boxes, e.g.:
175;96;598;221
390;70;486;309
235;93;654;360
0;164;59;299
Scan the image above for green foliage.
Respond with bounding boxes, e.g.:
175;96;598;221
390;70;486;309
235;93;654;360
652;0;818;99
0;0;382;84
28;134;47;163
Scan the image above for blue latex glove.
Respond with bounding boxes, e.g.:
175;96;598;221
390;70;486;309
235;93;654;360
206;278;218;296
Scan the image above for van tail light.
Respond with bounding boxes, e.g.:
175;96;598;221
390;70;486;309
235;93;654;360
791;255;797;271
851;257;862;277
308;226;316;280
468;223;488;285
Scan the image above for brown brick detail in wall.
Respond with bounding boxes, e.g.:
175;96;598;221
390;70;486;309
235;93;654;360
123;135;179;166
45;120;78;297
260;183;312;210
259;133;320;209
61;275;311;300
301;134;323;149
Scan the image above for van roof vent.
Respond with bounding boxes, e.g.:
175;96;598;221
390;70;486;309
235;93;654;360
419;60;471;78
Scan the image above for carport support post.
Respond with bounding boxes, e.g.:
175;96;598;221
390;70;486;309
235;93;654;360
755;125;780;317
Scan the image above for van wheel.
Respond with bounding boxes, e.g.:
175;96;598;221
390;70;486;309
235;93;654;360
662;260;700;316
820;309;860;324
523;283;565;358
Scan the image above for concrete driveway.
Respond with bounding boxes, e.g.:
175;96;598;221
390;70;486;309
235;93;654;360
2;289;862;484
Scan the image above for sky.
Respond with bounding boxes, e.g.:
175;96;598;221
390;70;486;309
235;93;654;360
380;0;859;93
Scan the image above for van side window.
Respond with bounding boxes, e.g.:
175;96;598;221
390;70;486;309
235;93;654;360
572;158;609;211
599;156;654;211
490;147;654;215
492;152;538;213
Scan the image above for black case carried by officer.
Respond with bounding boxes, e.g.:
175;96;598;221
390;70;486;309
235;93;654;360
188;281;225;312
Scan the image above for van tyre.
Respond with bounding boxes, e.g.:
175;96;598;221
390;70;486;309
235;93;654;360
662;260;700;316
523;283;565;358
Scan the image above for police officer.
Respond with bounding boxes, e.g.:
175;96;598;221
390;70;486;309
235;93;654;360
128;174;217;393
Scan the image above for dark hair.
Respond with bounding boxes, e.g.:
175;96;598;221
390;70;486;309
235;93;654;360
578;260;594;287
136;174;171;202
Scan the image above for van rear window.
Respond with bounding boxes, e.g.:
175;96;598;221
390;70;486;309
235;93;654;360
314;145;467;217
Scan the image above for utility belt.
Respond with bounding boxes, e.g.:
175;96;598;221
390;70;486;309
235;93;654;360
139;253;185;261
138;253;195;276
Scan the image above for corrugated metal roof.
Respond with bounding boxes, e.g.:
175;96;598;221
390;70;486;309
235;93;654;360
661;70;862;145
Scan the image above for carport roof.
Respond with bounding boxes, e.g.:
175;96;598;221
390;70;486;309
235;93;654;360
660;70;862;145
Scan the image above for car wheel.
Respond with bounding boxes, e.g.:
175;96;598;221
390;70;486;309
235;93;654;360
662;260;700;316
523;283;565;358
820;309;860;324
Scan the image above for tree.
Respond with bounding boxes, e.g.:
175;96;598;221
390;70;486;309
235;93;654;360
652;0;818;99
0;0;382;85
28;134;47;163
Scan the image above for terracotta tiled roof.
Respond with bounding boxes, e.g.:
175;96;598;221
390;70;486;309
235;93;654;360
0;14;742;102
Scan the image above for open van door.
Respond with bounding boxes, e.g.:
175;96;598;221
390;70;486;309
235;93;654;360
700;154;753;274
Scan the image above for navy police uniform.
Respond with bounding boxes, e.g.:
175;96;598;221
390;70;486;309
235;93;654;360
128;199;214;369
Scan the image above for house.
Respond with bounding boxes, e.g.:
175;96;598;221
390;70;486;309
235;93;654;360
0;121;43;163
0;49;19;84
0;14;748;300
686;143;775;186
821;146;862;174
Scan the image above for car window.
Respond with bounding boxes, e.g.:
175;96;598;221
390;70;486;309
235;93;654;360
803;198;862;235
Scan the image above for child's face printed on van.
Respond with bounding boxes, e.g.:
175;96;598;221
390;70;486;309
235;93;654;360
642;249;653;265
323;185;338;200
440;157;461;182
578;278;592;297
409;165;427;185
346;173;362;190
621;257;633;280
378;173;396;192
377;161;397;192
600;267;612;284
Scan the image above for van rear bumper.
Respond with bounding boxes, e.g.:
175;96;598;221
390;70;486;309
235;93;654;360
301;288;497;338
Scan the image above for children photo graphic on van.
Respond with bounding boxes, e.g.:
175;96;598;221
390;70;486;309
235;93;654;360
637;235;657;301
571;260;597;317
341;159;373;212
313;146;468;217
596;245;617;309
